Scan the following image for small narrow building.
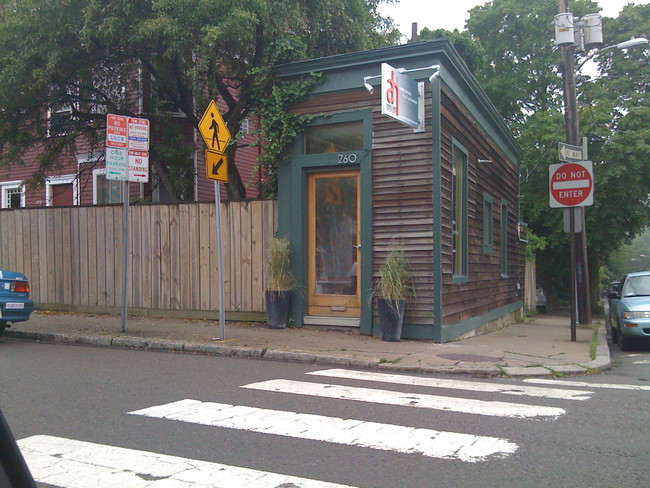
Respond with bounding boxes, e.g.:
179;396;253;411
275;40;524;342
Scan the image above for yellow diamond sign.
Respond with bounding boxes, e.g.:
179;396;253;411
198;100;231;153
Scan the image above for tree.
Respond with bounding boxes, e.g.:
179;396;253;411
417;27;487;76
462;0;649;302
0;0;400;201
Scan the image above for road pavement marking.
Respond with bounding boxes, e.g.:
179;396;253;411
524;378;650;391
18;434;358;488
241;379;565;419
632;360;650;365
129;399;518;462
307;369;593;400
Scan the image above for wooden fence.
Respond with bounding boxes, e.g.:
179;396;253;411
0;200;277;316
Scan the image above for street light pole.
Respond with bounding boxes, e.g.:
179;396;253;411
557;0;590;335
555;2;649;333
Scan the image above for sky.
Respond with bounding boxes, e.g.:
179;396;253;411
379;0;650;39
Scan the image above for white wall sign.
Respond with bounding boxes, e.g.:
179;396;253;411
381;62;422;130
128;150;149;183
106;147;128;181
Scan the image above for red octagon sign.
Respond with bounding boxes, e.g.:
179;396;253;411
549;161;594;208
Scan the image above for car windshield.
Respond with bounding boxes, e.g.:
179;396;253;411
623;275;650;297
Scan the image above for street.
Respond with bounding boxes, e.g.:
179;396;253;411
1;339;649;487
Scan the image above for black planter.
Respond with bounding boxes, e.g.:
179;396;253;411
265;290;291;329
377;298;405;342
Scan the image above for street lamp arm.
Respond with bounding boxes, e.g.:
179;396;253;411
575;37;649;71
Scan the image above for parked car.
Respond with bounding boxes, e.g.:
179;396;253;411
536;286;547;311
0;268;34;337
607;280;620;303
608;271;650;351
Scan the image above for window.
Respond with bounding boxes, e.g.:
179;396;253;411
1;182;25;208
451;141;468;280
500;199;508;277
93;169;123;204
304;121;363;154
47;84;79;137
45;175;79;206
483;193;494;254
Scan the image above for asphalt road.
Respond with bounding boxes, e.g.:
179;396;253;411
1;339;648;488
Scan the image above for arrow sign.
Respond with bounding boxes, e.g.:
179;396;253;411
128;150;149;183
558;142;584;163
205;150;228;182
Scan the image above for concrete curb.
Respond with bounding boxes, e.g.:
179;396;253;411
5;326;612;378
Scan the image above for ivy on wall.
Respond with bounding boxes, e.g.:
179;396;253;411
252;73;321;198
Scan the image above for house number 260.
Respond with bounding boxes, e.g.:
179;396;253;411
338;153;357;165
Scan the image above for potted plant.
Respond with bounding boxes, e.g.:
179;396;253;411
265;236;295;329
375;244;412;341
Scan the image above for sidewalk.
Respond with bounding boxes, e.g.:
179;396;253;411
4;310;610;377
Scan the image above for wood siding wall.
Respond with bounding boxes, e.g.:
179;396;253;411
439;88;524;327
0;200;277;314
291;85;523;329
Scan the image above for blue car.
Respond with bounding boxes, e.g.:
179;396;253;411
609;271;650;351
0;268;34;337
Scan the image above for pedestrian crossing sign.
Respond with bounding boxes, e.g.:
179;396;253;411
198;100;231;153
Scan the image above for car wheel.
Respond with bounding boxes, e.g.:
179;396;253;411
611;324;619;344
0;323;5;337
619;332;633;352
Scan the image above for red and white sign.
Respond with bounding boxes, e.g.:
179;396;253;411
549;161;594;208
128;117;150;151
128;150;149;183
106;114;128;149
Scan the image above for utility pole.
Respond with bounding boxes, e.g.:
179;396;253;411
556;0;591;333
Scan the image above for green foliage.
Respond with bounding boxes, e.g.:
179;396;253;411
605;229;650;279
525;231;547;262
418;27;487;76
375;244;413;302
252;75;321;198
456;0;650;299
0;0;399;200
266;236;295;291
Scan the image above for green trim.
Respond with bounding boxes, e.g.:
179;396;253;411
278;109;373;331
500;198;508;278
431;77;443;343
451;138;468;282
483;192;494;255
275;40;521;164
440;301;523;343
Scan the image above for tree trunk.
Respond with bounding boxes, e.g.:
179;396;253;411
224;144;246;200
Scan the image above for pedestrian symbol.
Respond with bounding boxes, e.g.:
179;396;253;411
198;100;231;153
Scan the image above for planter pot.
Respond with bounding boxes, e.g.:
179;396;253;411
265;290;291;329
377;298;405;342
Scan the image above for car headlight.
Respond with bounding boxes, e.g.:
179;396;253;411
622;311;650;319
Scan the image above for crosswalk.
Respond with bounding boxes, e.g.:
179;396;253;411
17;368;604;487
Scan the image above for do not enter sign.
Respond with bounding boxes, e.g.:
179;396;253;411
549;161;594;208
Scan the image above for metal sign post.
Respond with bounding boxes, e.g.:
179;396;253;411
106;114;150;333
120;181;130;333
198;100;231;339
214;182;226;340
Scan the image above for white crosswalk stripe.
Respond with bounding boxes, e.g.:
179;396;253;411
129;398;518;462
241;379;566;419
18;435;357;488
524;378;650;391
307;368;594;400
20;369;593;486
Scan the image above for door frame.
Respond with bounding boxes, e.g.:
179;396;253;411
307;170;361;318
277;109;373;334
